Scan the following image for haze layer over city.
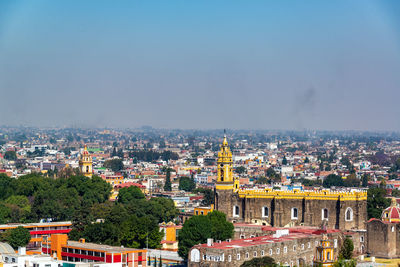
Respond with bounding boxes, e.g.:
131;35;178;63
1;1;400;131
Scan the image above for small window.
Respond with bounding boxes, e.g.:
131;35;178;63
301;244;304;250
253;251;257;257
269;249;273;255
245;252;249;259
240;235;245;239
261;250;265;256
293;245;296;251
237;254;240;260
284;246;287;253
308;242;311;248
195;211;199;215
262;206;269;217
276;248;280;254
200;211;204;215
228;255;231;262
322;208;328;220
291;208;298;219
345;207;353;221
360;236;364;243
233;205;240;217
334;239;338;248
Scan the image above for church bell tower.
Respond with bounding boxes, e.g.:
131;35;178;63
79;145;93;177
215;132;238;219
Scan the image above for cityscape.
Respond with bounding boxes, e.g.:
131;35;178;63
1;1;400;267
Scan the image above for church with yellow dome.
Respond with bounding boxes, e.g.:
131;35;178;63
215;134;367;231
79;145;93;177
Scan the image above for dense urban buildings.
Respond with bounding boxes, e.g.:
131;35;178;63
1;127;400;266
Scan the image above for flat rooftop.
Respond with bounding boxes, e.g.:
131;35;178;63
198;228;340;250
66;241;144;253
0;221;72;229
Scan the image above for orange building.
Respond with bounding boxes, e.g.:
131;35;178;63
43;234;147;267
0;221;72;248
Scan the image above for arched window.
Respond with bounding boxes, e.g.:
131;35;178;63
322;208;328;220
245;252;249;259
262;206;269;217
86;166;89;173
291;208;298;219
261;250;265;256
345;207;353;221
190;249;200;262
233;205;239;217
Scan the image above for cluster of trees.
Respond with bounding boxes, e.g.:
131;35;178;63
70;186;178;249
178;211;233;259
193;187;214;206
367;187;391;219
104;158;124;172
4;151;17;160
178;176;196;192
235;166;247;175
0;226;31;249
129;150;178;162
0;174;111;223
322;174;365;188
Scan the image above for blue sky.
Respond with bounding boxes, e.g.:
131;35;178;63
0;1;399;130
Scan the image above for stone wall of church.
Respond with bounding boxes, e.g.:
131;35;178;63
367;220;399;258
216;190;367;230
189;233;342;267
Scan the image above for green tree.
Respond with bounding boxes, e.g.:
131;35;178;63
5;226;31;249
361;174;369;187
240;256;277;267
104;159;124;172
266;167;280;182
207;211;234;241
392;189;400;197
282;156;287;165
178;211;233;259
323;174;344;188
4;151;17;161
235;166;246;175
193;188;215;206
164;169;172;191
178;176;196;192
255;176;269;185
117;186;145;204
367;187;391;219
343;174;360;187
339;238;354;260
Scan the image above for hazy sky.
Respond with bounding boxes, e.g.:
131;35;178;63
1;1;400;131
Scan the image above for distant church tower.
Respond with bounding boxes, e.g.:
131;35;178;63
217;132;233;184
215;132;238;216
79;145;93;177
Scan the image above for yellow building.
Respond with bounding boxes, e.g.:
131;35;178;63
159;222;182;251
194;204;214;216
79;145;93;177
314;235;336;267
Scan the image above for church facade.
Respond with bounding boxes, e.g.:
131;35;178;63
215;135;367;231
